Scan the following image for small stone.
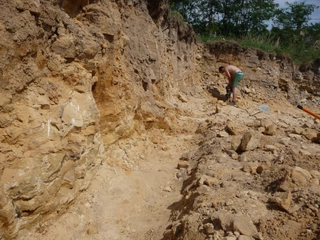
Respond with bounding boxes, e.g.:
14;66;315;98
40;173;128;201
238;235;253;240
256;164;270;174
177;161;189;169
163;186;172;192
225;199;233;206
203;223;215;234
291;166;311;185
87;225;98;235
264;124;277;136
217;131;229;137
314;133;320;143
277;191;292;212
232;215;258;236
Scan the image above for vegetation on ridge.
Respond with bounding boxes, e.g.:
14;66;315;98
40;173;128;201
168;0;320;65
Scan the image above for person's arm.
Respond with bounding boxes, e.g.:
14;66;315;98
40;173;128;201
225;69;232;85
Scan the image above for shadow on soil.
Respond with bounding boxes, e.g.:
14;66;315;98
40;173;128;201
207;86;227;101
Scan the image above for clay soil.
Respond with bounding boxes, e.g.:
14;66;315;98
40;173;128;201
22;88;320;240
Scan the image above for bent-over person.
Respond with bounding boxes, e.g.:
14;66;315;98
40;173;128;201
218;65;244;105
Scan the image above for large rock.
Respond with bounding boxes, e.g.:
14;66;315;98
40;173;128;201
238;131;262;152
278;166;313;192
216;211;258;237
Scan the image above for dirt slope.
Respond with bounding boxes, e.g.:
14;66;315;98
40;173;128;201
21;89;213;240
21;87;320;240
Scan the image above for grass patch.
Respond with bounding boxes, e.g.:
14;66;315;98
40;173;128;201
238;34;281;53
199;33;320;65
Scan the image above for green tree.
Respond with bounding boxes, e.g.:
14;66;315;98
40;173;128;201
307;23;320;44
272;1;318;31
168;0;320;64
169;0;278;37
271;1;319;45
216;0;277;36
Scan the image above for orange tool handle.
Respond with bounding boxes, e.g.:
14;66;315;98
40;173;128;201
297;105;320;120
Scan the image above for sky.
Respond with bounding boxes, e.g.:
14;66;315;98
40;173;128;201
274;0;320;25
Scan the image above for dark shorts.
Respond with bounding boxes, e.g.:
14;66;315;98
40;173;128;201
233;72;243;87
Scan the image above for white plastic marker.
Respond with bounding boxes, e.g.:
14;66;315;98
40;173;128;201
47;119;51;137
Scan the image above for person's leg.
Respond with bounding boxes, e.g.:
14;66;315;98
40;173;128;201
232;87;237;103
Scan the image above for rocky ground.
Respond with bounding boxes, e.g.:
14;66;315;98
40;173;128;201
20;82;320;240
1;1;319;240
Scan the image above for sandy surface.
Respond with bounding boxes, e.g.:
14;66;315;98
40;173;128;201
21;91;320;240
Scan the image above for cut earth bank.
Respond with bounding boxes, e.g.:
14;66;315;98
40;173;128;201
0;0;319;240
25;90;320;240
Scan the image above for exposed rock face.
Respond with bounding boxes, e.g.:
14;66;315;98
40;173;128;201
0;0;197;238
0;0;319;239
0;1;105;238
